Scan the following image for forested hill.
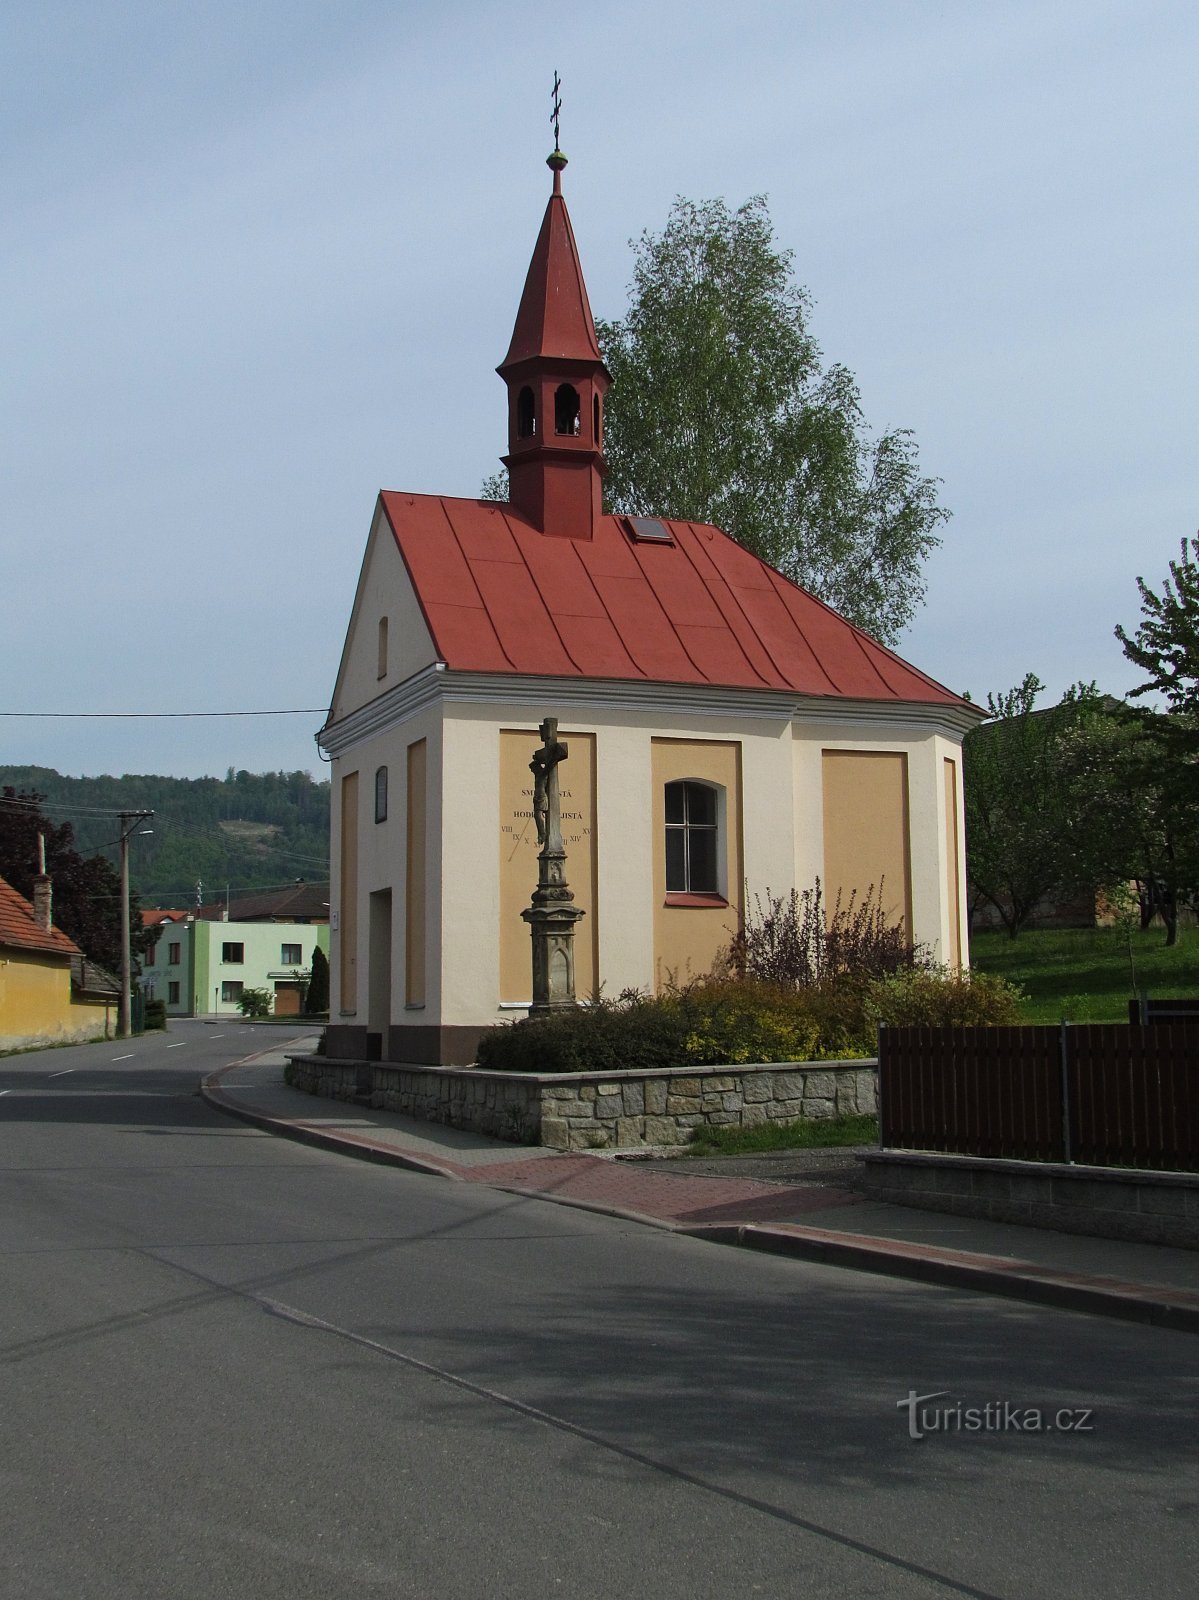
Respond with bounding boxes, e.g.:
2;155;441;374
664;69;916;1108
0;767;330;907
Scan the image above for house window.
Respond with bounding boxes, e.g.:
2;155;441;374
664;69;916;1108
168;981;180;1005
145;942;157;967
375;765;388;823
168;942;181;965
377;615;388;679
221;980;244;1004
664;780;721;895
281;943;302;966
222;942;244;964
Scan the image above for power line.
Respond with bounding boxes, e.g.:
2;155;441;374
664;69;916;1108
0;794;155;820
0;708;325;719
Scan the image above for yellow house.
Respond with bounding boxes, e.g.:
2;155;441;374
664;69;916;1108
0;874;112;1051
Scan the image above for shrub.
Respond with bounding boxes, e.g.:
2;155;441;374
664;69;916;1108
865;966;1025;1030
237;987;273;1019
477;991;690;1074
668;978;819;1065
474;965;1025;1075
143;998;167;1031
724;879;927;987
476;979;822;1074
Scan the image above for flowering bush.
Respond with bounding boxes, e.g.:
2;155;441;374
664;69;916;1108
865;966;1024;1029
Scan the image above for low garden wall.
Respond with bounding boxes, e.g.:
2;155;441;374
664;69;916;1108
860;1150;1199;1248
284;1054;877;1149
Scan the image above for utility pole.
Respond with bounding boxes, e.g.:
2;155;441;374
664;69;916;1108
118;811;154;1038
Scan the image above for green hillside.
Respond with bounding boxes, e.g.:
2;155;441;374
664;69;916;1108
0;766;330;907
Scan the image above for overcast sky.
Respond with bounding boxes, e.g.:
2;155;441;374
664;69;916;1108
3;0;1195;780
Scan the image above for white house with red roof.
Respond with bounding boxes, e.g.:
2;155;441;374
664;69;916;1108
318;150;979;1066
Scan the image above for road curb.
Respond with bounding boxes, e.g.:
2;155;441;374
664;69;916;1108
685;1222;1199;1334
200;1068;1199;1334
200;1061;464;1183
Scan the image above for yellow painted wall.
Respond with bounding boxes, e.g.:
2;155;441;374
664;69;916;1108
821;750;912;934
651;739;742;989
0;949;100;1049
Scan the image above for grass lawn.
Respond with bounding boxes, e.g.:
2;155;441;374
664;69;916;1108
969;924;1199;1023
685;1112;878;1157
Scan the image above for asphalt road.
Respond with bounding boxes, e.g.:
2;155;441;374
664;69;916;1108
2;1020;1197;1599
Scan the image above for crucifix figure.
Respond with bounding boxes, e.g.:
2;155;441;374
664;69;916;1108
529;717;568;849
522;715;585;1012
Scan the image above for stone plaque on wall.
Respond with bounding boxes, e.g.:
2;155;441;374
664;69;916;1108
499;729;598;1004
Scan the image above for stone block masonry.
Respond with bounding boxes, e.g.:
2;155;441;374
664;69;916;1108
860;1150;1199;1249
284;1055;878;1150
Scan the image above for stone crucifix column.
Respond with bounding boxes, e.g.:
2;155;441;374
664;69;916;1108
521;717;586;1013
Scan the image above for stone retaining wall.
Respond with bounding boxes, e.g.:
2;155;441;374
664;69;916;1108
284;1054;877;1150
860;1150;1199;1248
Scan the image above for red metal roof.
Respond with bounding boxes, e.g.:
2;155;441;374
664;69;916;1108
0;875;80;958
498;185;604;371
142;909;192;928
378;493;968;707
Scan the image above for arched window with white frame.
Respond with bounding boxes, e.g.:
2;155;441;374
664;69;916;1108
664;779;722;896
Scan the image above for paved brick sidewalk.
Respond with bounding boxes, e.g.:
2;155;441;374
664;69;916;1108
452;1152;863;1226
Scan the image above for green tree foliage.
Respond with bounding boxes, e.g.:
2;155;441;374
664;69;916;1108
1053;705;1199;947
1111;537;1199;943
0;767;329;907
0;788;146;972
1115;535;1199;719
963;677;1119;940
597;197;948;643
305;945;330;1015
485;196;947;643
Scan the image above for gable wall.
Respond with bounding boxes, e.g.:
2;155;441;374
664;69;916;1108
330;505;438;726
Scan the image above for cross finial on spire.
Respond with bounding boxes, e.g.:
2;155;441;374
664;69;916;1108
547;70;567;193
550;70;562;152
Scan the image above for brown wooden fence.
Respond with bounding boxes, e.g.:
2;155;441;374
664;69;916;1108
878;1023;1199;1172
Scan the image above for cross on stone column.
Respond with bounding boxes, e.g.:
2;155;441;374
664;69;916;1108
522;717;585;1012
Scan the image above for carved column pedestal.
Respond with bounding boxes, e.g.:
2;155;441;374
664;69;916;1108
524;717;586;1014
522;897;586;1012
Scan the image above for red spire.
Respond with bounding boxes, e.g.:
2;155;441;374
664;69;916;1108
499;155;603;371
497;152;609;539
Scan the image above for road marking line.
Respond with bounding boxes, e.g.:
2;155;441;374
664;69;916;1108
166;1043;186;1050
48;1069;75;1078
112;1054;134;1061
0;1090;9;1097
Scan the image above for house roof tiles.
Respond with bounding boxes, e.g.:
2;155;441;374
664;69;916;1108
0;876;81;958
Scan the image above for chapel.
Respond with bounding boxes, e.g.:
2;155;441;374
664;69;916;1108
318;148;978;1067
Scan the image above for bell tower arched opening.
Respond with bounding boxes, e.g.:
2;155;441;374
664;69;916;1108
554;384;581;436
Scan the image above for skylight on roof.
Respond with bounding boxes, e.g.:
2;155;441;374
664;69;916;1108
625;516;673;544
